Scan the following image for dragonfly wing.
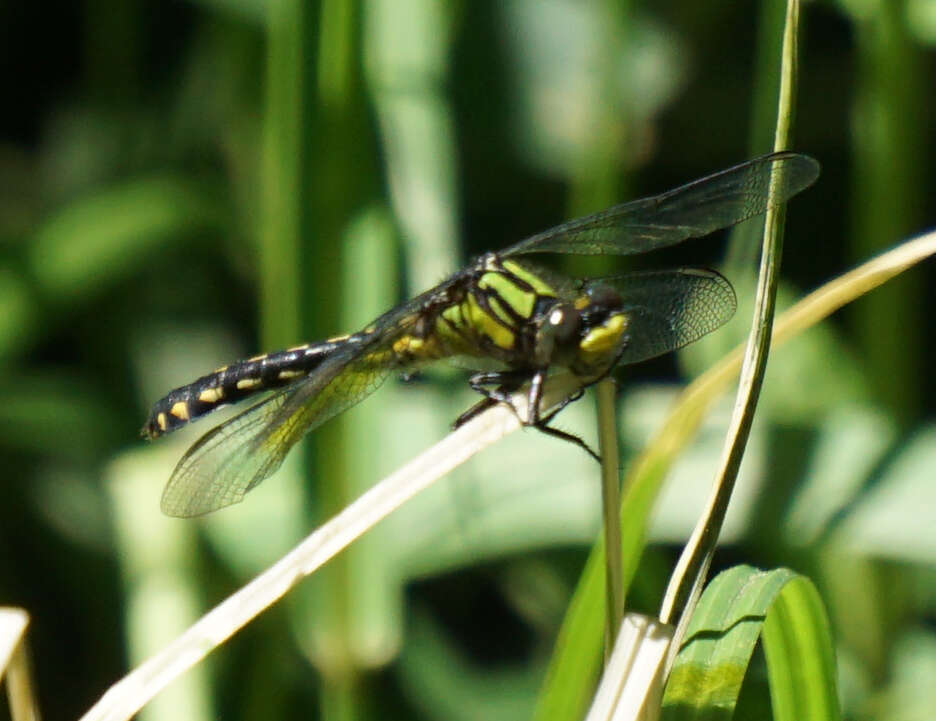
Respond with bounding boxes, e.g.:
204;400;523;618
502;152;819;257
160;347;390;517
160;391;292;517
590;269;737;366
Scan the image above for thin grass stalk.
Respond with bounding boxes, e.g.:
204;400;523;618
659;0;801;641
596;378;623;659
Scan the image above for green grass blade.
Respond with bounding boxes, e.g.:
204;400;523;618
662;566;840;721
762;577;842;721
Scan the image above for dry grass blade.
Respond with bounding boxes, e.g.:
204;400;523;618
585;614;672;721
79;374;587;721
1;608;40;721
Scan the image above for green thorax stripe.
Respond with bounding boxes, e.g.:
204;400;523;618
500;258;559;300
478;259;557;321
428;258;560;356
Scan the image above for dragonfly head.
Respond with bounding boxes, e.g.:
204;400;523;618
532;283;629;378
532;300;582;367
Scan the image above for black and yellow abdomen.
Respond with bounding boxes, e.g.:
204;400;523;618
142;336;354;438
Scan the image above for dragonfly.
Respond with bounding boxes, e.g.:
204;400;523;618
144;151;819;517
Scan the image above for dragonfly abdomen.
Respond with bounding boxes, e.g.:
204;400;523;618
143;337;353;439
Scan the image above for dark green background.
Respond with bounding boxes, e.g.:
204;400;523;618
1;1;934;719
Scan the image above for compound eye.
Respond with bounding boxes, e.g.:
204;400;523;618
533;302;581;367
586;284;622;310
547;304;581;344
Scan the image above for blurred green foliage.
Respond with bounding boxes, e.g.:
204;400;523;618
1;1;935;720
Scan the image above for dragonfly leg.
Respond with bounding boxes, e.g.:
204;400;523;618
527;370;546;424
456;370;600;462
453;395;497;428
538;387;585;423
531;422;601;463
454;370;531;428
527;385;599;461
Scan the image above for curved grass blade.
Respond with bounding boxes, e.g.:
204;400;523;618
662;566;840;721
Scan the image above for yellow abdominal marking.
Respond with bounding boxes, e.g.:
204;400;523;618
156;412;168;431
393;336;419;354
392;335;442;360
248;353;268;362
278;370;304;380
362;348;393;366
170;402;190;421
237;377;262;390
198;387;224;404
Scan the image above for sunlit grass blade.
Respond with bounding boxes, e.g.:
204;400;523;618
585;614;672;721
0;607;40;721
762;576;841;721
78;374;586;721
662;566;840;721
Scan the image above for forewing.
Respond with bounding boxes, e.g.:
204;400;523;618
160;347;390;517
502;152;819;257
589;269;737;366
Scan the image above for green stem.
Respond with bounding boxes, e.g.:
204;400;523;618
596;378;623;659
659;0;801;637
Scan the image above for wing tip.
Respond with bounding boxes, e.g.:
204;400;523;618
765;150;822;196
160;483;246;518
